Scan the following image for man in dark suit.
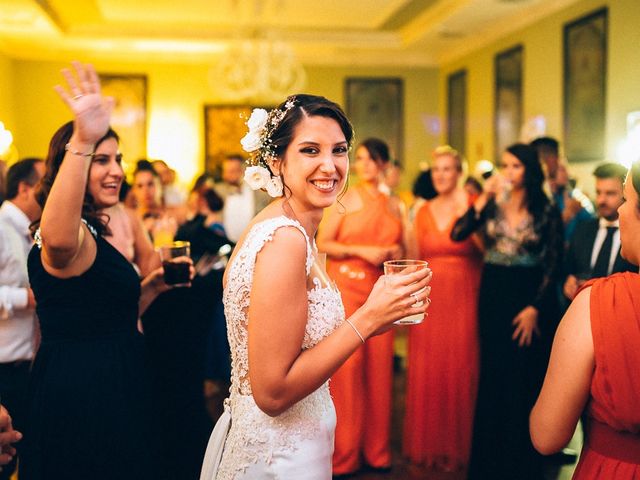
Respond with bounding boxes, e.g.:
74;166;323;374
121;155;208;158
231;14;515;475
563;162;636;300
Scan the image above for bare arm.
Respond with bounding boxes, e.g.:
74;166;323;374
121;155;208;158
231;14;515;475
530;287;594;454
248;227;431;417
125;207;160;277
40;62;114;274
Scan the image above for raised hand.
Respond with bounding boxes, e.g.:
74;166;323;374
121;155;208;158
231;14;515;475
53;61;115;147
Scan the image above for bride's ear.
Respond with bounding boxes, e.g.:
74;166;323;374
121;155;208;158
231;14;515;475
267;156;282;176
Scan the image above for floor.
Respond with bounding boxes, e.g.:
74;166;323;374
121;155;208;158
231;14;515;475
341;329;580;480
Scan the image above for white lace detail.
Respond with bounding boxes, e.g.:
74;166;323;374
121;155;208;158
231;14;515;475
217;216;344;479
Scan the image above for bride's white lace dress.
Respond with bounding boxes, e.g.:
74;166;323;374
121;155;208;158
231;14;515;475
201;216;345;480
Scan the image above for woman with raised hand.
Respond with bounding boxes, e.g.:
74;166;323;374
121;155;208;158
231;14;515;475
21;62;189;480
200;95;431;479
531;161;640;478
451;143;564;479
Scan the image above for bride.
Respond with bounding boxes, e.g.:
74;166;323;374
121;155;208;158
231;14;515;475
200;94;432;479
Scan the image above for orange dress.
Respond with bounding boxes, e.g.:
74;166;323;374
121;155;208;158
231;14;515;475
327;187;403;474
572;272;640;478
403;201;482;469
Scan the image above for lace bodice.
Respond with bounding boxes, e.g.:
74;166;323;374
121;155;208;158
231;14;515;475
217;216;344;479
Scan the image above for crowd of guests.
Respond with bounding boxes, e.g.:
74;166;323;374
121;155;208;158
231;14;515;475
0;62;638;480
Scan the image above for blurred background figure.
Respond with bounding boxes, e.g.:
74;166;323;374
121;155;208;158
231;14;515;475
0;157;44;480
452;143;564;480
530;136;561;191
404;146;482;472
0;159;6;205
318;137;405;476
531;160;640;479
152;159;188;224
563;162;636;301
174;186;233;420
213;154;270;243
131;160;177;247
408;168;437;222
464;176;483;198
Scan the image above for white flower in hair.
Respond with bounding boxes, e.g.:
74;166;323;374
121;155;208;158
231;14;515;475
247;108;268;132
265;176;284;198
240;131;262;152
244;166;271;190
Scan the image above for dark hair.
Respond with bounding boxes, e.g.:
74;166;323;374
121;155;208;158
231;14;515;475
631;161;640;212
270;94;353;159
191;173;214;194
224;154;245;163
412;169;437;200
505;143;549;219
593;162;627;184
134;159;159;178
201;187;224;212
464;175;483;194
530;137;559;157
359;138;391;165
269;94;353;199
119;179;131;202
33;121;119;236
6;157;43;200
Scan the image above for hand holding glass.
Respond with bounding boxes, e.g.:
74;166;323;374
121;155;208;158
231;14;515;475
158;241;191;287
383;260;430;325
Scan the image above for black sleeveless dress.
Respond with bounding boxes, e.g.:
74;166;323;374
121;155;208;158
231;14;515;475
21;233;159;480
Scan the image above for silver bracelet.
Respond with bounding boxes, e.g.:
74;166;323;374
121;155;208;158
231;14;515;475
345;318;365;344
65;142;94;158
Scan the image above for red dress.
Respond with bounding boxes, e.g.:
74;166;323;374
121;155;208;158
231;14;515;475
326;186;403;475
573;272;640;478
403;200;482;469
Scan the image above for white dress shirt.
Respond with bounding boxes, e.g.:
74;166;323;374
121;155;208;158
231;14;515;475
223;183;256;243
0;201;36;362
590;218;621;276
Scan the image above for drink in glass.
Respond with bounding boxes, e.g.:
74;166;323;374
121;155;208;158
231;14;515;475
383;259;429;325
158;241;191;287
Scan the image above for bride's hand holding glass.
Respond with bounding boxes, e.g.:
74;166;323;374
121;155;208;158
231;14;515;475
358;265;432;337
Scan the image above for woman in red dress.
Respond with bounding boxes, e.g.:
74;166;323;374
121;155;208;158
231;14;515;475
317;138;405;476
404;146;482;471
531;160;640;477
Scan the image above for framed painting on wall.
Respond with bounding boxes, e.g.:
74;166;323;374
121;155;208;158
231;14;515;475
345;78;403;162
99;74;147;169
563;8;607;163
447;70;467;156
494;45;523;162
204;105;253;176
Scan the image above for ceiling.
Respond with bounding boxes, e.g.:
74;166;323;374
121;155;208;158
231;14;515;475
0;0;582;67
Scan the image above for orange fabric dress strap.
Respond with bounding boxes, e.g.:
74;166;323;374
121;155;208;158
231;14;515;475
585;419;640;464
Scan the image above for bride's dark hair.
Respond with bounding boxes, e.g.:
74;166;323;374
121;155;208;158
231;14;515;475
270;94;354;158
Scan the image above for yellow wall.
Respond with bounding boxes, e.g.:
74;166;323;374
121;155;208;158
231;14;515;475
9;59;438;189
439;0;640;193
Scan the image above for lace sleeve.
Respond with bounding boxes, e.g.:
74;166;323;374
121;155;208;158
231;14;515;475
531;204;564;311
451;199;496;241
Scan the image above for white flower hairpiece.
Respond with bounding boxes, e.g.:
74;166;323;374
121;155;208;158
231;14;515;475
241;96;297;197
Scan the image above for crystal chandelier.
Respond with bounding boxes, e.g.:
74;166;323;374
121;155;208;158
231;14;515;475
212;37;306;104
